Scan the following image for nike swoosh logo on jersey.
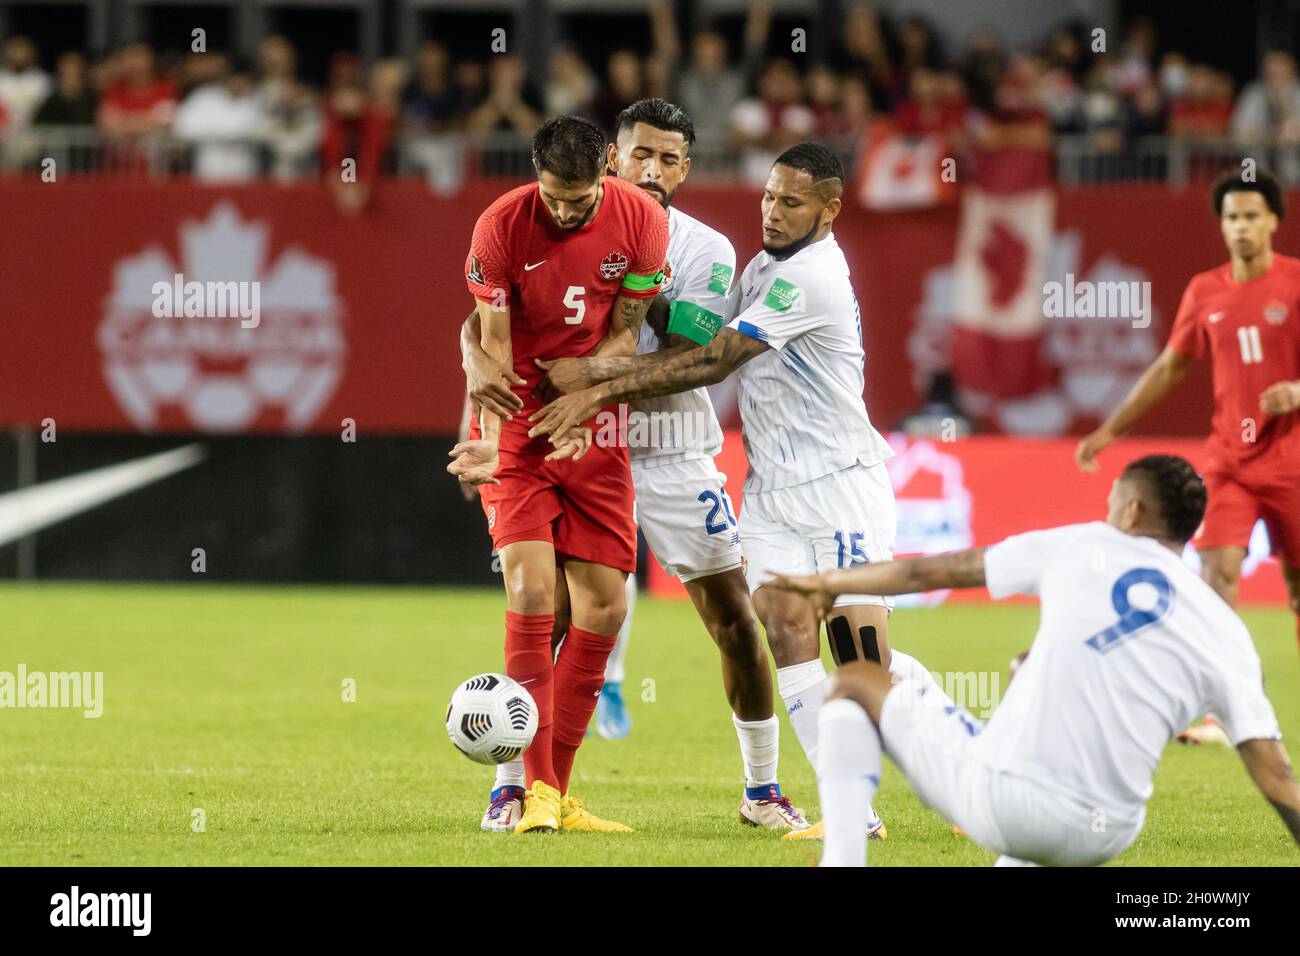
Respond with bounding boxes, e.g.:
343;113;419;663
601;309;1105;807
524;261;547;271
1208;311;1225;323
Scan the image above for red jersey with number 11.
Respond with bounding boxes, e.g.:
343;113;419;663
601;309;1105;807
1167;253;1300;470
465;175;669;416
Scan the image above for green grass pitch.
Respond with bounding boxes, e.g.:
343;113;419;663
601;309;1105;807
2;582;1297;866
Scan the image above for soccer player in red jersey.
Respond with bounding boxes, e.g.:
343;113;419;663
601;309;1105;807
447;116;669;832
1077;169;1300;646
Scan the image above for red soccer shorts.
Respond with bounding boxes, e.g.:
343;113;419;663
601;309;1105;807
475;428;636;573
1196;462;1300;567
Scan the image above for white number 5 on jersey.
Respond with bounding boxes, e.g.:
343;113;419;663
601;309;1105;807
563;286;586;325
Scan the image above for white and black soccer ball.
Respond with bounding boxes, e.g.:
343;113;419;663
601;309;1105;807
445;673;538;765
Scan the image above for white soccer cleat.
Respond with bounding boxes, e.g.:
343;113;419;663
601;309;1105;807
480;786;525;832
739;788;812;831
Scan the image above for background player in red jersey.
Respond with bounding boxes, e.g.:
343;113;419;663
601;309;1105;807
1077;169;1300;647
447;116;669;833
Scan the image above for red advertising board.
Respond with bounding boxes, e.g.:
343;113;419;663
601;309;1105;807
646;433;1291;607
6;179;1297;439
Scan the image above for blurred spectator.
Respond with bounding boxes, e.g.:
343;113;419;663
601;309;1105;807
961;24;1007;114
1043;26;1085;83
455;61;488;115
257;35;320;180
731;58;814;184
97;44;177;136
589;50;643;134
836;3;897;111
33;52;97;126
1231;50;1300;145
545;47;596;119
321;79;391;214
895;67;965;138
0;36;52;138
1108;17;1155;97
1080;60;1124;151
1125;80;1168;140
404;41;461;131
1169;64;1233;140
896;15;945;83
677;31;748;149
173;54;263;182
1157;52;1189;101
370;59;408;118
466;55;542;137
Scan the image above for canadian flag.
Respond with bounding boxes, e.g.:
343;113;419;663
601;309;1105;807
949;185;1056;398
855;120;958;211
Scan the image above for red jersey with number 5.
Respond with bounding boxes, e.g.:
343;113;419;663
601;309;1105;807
1167;253;1300;470
465;175;669;415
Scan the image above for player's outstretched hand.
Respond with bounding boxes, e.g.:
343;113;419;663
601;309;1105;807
763;573;836;621
527;388;602;442
1074;427;1112;473
1260;381;1300;416
464;351;525;421
544;427;594;463
447;439;501;487
533;357;595;404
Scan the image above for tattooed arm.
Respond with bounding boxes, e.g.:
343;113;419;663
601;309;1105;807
528;326;768;439
764;549;989;616
594;292;655;358
1238;738;1300;847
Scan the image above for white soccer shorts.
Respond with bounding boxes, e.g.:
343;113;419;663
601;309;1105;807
631;457;743;583
741;462;897;609
879;678;1144;866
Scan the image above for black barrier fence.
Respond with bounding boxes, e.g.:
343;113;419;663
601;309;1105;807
0;431;541;585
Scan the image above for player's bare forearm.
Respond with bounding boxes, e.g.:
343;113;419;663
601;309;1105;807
1099;348;1191;437
476;301;512;444
594;294;654;358
826;548;988;596
1239;738;1300;846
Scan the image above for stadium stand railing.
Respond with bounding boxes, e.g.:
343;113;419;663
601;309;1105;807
6;128;1300;187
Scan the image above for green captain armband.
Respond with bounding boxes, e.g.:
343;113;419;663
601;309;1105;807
621;268;667;293
667;299;724;345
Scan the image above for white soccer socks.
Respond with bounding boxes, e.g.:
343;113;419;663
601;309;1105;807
732;713;780;788
776;659;828;774
493;759;526;792
817;698;882;867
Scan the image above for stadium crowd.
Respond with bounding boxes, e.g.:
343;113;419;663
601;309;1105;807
1;0;1297;189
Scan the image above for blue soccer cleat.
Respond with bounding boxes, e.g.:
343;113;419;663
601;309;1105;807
595;681;632;739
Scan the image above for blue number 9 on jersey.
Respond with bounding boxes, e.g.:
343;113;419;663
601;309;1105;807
1084;567;1174;654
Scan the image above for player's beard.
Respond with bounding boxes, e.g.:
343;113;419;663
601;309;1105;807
636;183;675;208
556;181;604;231
764;219;822;260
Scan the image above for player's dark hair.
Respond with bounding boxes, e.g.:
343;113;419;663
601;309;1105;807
1211;168;1285;219
1121;455;1207;544
774;142;845;188
615;98;696;150
532;115;608;184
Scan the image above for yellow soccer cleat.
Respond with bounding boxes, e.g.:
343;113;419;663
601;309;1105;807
781;819;888;841
514;781;562;834
560;794;633;832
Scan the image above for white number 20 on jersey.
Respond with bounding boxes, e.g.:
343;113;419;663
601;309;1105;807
563;286;586;325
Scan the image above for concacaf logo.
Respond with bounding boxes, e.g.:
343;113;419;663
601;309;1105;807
599;251;630;280
98;203;346;433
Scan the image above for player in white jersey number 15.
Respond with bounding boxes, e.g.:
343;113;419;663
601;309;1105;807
530;142;930;838
767;454;1300;865
462;99;810;832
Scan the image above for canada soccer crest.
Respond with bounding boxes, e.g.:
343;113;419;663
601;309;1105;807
1264;299;1288;325
599;251;629;280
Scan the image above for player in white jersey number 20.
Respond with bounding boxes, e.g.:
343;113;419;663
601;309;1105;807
530;142;935;838
768;455;1300;865
463;99;810;832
